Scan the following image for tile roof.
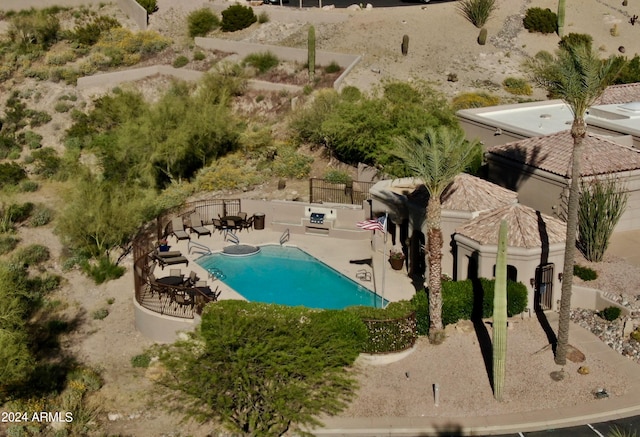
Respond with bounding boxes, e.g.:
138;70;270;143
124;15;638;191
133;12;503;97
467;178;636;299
455;203;566;248
401;174;518;212
486;131;640;178
595;82;640;105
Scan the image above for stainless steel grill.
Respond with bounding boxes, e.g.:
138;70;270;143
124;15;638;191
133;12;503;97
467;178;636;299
310;213;325;224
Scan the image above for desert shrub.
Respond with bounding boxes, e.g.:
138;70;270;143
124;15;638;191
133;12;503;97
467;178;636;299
325;61;341;74
523;7;557;34
136;0;158;14
69;15;121;46
196;153;263;191
573;264;598;281
243;51;279;74
410;289;430;335
193;50;205;61
578;177;628;262
26;109;51;127
18;130;43;149
451;92;500;111
347;301;416;353
221;4;257;33
92;307;109;320
31;147;62;178
0;135;19;159
131;353;151;368
172;55;189;68
0;162;27;187
45;48;76;66
323;169;352;184
8;11;60;51
457;0;497;28
11;244;50;266
502;77;532;95
82;255;126;284
155;300;365;436
95;28;170;65
187;8;220;37
19;180;39;192
258;11;269;24
29;205;53;227
55;101;73;113
5;202;34;224
271;145;313;179
599;306;622;321
0;235;20;255
559;32;593;51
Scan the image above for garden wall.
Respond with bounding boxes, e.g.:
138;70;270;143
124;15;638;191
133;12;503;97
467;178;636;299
572;285;631;316
194;37;361;90
134;297;197;343
117;0;148;30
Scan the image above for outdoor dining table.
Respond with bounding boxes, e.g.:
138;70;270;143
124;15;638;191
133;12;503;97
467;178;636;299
156;276;184;286
220;216;243;230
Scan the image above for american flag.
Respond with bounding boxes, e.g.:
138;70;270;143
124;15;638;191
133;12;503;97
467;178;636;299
356;215;386;233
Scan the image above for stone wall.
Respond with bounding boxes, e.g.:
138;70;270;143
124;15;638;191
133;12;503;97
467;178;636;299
117;0;148;30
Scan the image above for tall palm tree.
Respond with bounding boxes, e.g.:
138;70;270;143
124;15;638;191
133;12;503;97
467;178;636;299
528;44;621;365
395;126;480;340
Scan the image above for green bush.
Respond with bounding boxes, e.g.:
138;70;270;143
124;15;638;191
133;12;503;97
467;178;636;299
29;205;53;227
26;109;52;127
0;162;27;187
172;55;189;68
18;180;39;192
243;51;279;74
410;290;430;335
187;8;220;37
0;235;20;255
11;244;50;266
18;130;43;149
599;306;622;321
131;353;151;368
136;0;158;14
258;11;269;24
54;101;73;113
6;202;34;223
8;11;60;51
457;0;497;28
69;15;121;46
502;77;532;95
31;147;62;178
193;50;206;61
573;264;598;281
221;4;257;32
559;32;593;51
156;300;366;435
323;169;352;184
523;7;558;34
92;307;109;320
271;145;313;179
614;55;640;84
325;61;341;74
82;256;126;284
347;301;416;353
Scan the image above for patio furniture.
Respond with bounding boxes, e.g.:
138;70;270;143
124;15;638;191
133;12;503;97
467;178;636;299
242;215;255;231
212;218;226;233
189;212;212;238
171;217;190;241
185;270;200;286
221;215;243;231
237;211;248;221
153;252;189;269
155;250;182;258
157;275;184;286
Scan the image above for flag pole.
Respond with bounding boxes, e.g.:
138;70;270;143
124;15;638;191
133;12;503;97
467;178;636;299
381;212;388;308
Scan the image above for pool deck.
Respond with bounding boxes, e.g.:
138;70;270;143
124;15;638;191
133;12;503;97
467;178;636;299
161;229;417;306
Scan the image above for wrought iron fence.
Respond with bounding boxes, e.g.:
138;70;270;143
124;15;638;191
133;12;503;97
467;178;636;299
309;178;374;205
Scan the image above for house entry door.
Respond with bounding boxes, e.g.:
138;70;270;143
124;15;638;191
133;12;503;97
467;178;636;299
535;263;554;310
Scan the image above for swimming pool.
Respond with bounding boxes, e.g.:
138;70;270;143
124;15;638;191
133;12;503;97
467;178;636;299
196;245;386;309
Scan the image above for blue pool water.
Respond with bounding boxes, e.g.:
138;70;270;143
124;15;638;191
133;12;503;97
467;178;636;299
196;245;386;309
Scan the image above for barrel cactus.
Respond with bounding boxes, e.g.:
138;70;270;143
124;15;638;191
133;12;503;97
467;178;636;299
401;34;409;56
478;27;488;45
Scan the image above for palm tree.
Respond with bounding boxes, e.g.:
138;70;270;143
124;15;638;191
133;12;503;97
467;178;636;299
528;44;621;365
395;126;480;340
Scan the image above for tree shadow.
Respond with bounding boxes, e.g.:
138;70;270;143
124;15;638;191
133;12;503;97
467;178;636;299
535;211;558;352
468;251;494;391
487;144;548;192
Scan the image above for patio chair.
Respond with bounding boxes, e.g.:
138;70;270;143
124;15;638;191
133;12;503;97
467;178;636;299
237;211;248;221
186;270;200;286
171;217;190;241
189;212;212;238
242;215;255;232
169;268;183;278
212;218;226;233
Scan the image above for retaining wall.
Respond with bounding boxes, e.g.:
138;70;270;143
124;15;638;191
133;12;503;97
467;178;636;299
572;285;631;316
134;297;197;343
117;0;148;30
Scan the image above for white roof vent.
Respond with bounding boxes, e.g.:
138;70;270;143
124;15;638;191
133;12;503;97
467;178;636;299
619;101;640;112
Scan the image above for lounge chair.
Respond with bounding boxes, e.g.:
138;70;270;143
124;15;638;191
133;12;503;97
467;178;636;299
189;212;212;238
152;252;189;269
155;250;182;258
171;217;190;241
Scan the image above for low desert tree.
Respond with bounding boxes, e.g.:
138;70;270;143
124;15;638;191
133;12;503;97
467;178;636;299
155;300;366;435
578;177;628;262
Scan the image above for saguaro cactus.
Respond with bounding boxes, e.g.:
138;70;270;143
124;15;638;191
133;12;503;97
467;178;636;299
401;34;409;56
557;0;566;37
308;25;316;83
478;27;487;45
493;220;508;402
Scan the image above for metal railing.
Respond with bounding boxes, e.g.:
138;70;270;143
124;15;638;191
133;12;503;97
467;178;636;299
279;229;290;245
309;178;374;205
